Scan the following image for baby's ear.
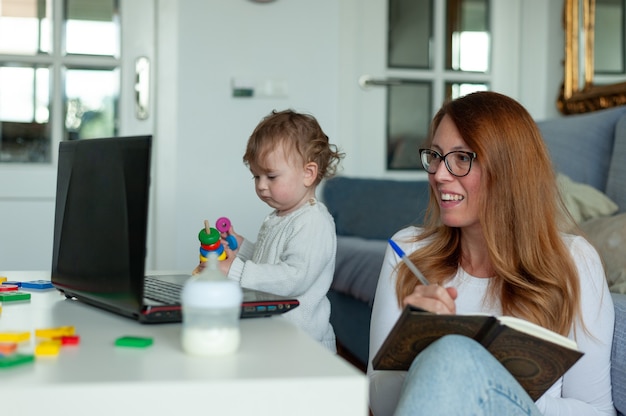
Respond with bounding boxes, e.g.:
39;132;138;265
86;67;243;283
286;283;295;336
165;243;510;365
303;162;318;186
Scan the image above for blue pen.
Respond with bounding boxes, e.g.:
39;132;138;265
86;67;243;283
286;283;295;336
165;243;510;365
388;239;430;286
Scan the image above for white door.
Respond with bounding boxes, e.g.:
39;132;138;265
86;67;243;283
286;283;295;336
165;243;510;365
0;0;155;271
339;0;521;179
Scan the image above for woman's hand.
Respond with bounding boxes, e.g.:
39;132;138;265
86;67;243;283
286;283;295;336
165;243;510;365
402;285;458;315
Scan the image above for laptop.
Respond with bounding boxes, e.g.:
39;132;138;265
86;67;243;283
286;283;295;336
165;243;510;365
51;135;299;323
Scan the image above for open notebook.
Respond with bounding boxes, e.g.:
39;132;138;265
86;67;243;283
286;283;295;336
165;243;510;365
51;135;299;323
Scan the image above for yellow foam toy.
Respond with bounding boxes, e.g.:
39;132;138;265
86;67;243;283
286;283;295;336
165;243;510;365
35;340;62;357
35;326;76;339
0;331;30;343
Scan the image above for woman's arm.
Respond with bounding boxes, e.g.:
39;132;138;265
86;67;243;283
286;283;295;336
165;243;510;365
367;228;417;416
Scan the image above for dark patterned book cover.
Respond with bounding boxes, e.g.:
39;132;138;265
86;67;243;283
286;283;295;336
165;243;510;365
372;306;584;401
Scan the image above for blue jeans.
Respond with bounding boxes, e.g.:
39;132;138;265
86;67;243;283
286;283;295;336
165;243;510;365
394;334;543;416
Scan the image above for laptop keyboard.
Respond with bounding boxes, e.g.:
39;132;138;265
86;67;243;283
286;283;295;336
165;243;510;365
144;276;182;305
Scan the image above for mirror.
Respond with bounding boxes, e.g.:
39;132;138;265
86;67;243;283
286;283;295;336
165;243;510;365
559;0;626;114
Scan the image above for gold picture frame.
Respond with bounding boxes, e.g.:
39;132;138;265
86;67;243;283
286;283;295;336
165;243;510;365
558;0;626;114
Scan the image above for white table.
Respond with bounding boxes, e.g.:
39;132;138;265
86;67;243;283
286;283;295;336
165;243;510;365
0;271;368;415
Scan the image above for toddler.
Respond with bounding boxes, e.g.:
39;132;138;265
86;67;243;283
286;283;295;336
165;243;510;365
214;109;344;352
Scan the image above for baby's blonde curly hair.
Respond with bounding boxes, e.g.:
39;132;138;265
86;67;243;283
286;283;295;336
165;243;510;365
243;109;344;184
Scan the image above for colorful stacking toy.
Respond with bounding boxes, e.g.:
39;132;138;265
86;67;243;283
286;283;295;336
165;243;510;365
198;220;226;262
193;217;238;275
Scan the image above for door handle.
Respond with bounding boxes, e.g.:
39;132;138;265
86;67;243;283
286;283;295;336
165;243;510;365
135;57;150;120
358;75;425;89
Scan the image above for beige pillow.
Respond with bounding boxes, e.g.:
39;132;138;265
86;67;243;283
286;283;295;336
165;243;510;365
557;173;619;223
579;213;626;294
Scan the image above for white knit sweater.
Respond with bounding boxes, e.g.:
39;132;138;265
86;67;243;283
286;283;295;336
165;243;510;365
227;198;337;352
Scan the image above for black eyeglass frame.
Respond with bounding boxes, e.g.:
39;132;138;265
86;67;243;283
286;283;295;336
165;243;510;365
418;148;478;177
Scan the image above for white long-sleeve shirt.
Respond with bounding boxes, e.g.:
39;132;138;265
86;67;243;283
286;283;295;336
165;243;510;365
227;198;337;352
368;226;615;416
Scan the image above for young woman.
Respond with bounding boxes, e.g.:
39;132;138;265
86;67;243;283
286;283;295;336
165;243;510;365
368;92;615;415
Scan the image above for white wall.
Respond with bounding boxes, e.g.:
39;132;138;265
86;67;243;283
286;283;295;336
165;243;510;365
518;0;564;120
0;0;567;272
153;0;567;271
153;0;341;270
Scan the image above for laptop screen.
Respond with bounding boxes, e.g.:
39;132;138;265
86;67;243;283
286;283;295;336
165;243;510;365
51;136;152;312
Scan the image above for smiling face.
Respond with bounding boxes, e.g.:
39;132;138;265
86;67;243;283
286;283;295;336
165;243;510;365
249;144;317;216
428;115;482;230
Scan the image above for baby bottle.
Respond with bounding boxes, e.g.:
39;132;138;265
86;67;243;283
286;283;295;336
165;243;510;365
181;252;243;356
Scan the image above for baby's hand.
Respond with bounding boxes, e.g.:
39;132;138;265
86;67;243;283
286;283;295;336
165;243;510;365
218;230;245;276
192;262;205;275
221;226;243;251
218;246;237;275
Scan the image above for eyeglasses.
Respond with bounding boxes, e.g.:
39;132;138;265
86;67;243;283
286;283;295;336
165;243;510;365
419;149;477;177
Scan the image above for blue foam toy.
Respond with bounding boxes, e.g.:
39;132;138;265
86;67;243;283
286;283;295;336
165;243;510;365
225;235;238;250
21;280;54;289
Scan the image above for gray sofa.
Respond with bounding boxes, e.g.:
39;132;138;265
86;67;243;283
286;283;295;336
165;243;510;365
323;106;626;415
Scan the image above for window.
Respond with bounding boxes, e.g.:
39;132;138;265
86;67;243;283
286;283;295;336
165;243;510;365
0;0;120;163
386;0;490;170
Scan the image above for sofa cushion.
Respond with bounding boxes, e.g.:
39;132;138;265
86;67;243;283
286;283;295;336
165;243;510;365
606;114;626;213
537;106;626;193
612;293;626;414
322;176;430;240
332;236;387;306
580;213;626;294
557;173;619;223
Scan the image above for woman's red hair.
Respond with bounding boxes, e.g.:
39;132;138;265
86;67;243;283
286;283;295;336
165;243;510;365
396;91;580;335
